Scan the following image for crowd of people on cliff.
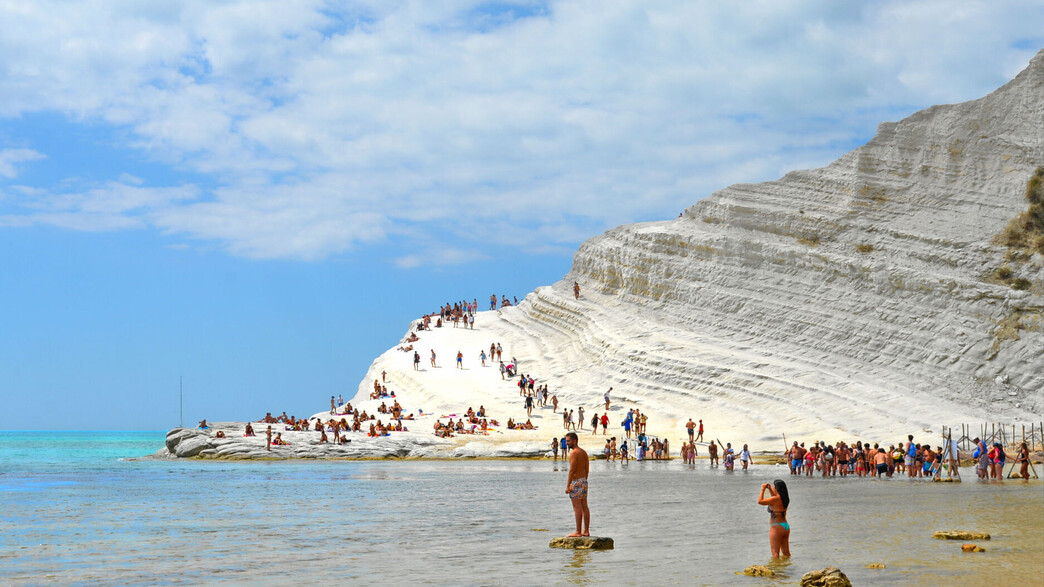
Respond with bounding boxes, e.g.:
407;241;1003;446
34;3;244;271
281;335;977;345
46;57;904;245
433;406;503;437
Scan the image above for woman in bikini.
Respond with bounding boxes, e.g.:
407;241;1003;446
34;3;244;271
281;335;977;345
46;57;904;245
1016;441;1030;480
757;479;791;559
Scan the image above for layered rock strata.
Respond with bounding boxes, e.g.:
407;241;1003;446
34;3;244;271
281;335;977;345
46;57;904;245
164;52;1044;458
488;51;1043;443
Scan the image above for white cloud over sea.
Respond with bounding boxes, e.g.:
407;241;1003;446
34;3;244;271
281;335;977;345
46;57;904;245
0;0;1041;261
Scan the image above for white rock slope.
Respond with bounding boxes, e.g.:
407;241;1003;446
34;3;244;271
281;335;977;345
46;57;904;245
166;52;1044;459
490;50;1044;446
351;51;1043;453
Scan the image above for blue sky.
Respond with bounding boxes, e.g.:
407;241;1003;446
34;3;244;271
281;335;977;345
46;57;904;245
1;1;1041;430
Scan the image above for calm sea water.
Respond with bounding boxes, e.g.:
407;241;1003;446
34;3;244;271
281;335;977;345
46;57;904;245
1;431;1041;586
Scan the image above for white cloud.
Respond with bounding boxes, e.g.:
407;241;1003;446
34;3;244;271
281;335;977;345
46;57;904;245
0;180;198;231
0;1;1041;261
0;148;45;178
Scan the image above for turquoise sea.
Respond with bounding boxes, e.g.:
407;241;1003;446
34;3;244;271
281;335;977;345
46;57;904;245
1;431;1042;586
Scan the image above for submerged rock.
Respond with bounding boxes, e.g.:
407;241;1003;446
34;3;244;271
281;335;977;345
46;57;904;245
549;536;614;550
865;563;886;569
933;531;991;540
740;565;775;577
800;567;852;587
962;544;987;552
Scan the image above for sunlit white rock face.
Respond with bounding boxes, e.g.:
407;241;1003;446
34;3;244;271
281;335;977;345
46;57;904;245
172;54;1043;459
305;51;1044;457
486;51;1044;445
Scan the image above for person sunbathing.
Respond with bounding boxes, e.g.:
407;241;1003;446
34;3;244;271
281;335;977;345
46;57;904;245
524;419;536;430
198;419;209;429
319;429;329;444
507;418;516;429
214;430;225;438
272;433;288;446
244;423;255;436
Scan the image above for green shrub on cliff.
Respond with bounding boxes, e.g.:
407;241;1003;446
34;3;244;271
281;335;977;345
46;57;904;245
997;167;1044;254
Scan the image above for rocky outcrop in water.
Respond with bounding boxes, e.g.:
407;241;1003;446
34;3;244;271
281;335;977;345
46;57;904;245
156;425;548;459
800;567;852;587
549;536;614;550
933;530;991;540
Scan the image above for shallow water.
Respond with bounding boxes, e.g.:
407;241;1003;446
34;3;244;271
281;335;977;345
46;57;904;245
1;432;1042;585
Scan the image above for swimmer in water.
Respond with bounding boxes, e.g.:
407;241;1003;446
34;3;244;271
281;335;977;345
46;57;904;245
757;479;791;559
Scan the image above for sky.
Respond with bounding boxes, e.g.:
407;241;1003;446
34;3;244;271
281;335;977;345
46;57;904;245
1;1;1041;431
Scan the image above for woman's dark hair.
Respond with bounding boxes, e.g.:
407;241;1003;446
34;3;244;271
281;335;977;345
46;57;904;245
773;479;790;509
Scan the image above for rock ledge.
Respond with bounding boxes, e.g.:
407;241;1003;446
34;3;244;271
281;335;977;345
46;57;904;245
933;531;991;540
549;536;614;550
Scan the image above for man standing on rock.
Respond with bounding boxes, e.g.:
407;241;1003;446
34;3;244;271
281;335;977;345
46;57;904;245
565;432;590;537
265;426;272;451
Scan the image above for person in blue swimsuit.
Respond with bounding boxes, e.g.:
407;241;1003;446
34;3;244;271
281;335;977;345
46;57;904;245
757;480;791;558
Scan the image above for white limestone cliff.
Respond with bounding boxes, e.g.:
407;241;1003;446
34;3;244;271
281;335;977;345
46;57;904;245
349;50;1043;453
165;52;1044;459
488;49;1044;446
